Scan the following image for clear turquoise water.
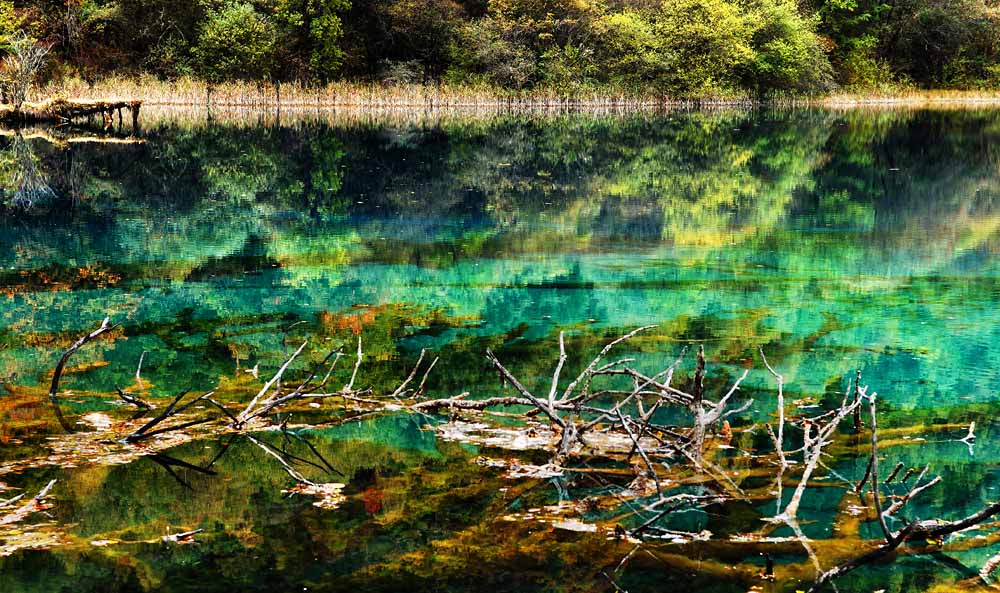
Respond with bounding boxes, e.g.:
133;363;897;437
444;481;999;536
0;107;998;592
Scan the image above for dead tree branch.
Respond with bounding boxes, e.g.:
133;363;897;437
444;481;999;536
48;317;115;401
0;479;56;526
124;389;215;443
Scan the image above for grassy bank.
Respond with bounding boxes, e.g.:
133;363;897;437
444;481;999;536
35;77;1000;110
42;76;752;108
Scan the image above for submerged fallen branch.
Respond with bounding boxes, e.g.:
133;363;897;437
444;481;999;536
123;389;215;443
0;480;56;526
161;528;203;544
45;318;118;432
31;317;1000;592
47;317;116;401
115;386;152;410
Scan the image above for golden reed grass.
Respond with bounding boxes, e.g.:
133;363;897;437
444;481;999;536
40;75;753;108
38;75;1000;111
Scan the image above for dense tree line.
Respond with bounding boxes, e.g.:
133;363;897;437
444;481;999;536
2;0;1000;95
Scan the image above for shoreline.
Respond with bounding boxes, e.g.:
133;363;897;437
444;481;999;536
35;78;1000;111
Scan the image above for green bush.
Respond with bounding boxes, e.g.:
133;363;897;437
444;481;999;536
655;0;755;95
743;0;835;94
540;43;599;93
592;10;669;89
192;2;278;83
273;0;351;81
451;16;538;88
838;35;900;90
12;0;1000;94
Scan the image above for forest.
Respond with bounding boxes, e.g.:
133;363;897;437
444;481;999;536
2;0;1000;98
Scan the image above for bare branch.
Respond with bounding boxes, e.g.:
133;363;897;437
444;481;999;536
867;392;893;543
760;347;786;468
548;331;567;408
344;336;363;392
559;325;656;402
48;317;115;400
390;349;427;399
0;479;56;526
486;349;565;428
238;340;309;424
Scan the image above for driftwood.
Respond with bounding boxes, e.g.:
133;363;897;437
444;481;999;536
0;479;56;526
0;98;141;130
162;528;203;544
234;340;346;427
123;389;216;443
115;386;152;410
47;317;116;401
806;388;997;591
45;317;118;432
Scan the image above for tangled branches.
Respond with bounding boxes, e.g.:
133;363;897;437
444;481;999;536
41;319;1000;591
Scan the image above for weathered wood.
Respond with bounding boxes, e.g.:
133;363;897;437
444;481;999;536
0;479;57;526
0;97;142;127
48;318;116;401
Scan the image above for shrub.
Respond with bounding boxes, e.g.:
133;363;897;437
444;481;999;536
592;10;670;89
743;0;836;94
655;0;755;95
192;3;278;83
452;16;537;88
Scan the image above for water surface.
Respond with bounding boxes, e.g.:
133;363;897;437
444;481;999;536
0;107;998;592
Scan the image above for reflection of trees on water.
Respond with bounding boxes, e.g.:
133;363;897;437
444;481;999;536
3;110;999;253
1;111;998;409
0;133;56;208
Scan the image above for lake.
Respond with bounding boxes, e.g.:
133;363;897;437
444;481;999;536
0;106;998;592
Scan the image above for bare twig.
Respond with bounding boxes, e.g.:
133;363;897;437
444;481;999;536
868;392;893;543
615;408;660;497
779;389;862;521
0;479;56;526
559;325;656;402
390;349;427;399
486;349;565;428
884;462;905;485
808;523;916;592
124;390;215;443
135;350;147;388
548;331;567;408
48;317;115;400
343;336;363;393
702;368;750;425
245;433;313;485
238;340;309;424
415;355;439;398
760;348;786;468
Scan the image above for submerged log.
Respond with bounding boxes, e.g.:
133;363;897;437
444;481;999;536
0;97;142;128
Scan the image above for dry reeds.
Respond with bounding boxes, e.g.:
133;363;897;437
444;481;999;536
40;75;755;109
40;75;1000;111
